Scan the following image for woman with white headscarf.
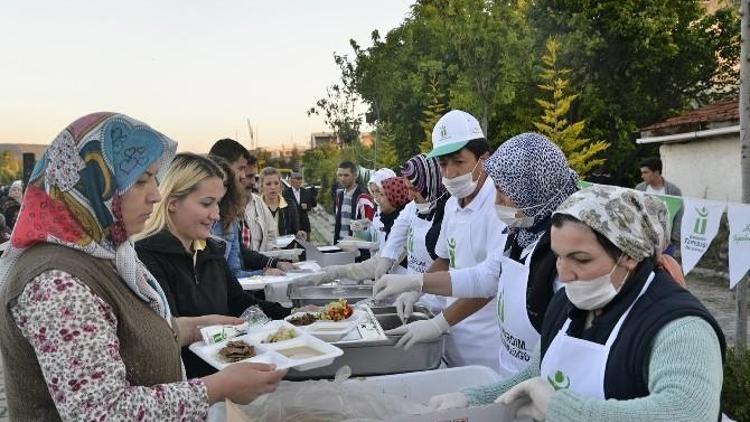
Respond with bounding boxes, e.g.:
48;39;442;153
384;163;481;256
434;185;725;421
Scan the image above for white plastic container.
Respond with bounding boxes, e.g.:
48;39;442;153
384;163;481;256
208;366;520;422
189;320;343;372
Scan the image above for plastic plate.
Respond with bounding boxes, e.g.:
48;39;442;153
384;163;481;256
189;320;343;371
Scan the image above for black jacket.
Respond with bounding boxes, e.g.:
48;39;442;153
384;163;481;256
136;230;292;377
284;186;316;234
268;192;300;237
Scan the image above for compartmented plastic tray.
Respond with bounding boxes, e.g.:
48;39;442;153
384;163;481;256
336;238;379;250
189;320;343;371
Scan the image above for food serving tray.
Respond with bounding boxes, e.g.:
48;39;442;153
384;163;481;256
189;320;343;371
284;309;366;342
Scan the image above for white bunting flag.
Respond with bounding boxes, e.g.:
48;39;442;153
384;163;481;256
680;198;725;275
728;203;750;288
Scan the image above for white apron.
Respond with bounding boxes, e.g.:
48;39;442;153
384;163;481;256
370;213;385;248
540;272;655;399
442;210;502;372
495;241;541;380
407;215;445;315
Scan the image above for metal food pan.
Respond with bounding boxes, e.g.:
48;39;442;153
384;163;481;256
285;305;444;380
288;284;373;307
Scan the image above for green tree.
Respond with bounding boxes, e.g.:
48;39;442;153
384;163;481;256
349;0;536;159
373;124;399;168
0;151;21;185
528;0;740;184
533;38;608;177
419;76;446;153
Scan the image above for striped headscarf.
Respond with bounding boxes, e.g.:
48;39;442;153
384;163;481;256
485;133;579;248
0;112;177;322
399;153;446;204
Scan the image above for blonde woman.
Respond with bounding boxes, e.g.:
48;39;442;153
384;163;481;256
135;153;292;378
259;167;306;239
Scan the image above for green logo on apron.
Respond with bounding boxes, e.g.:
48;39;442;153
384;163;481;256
547;370;570;391
407;227;414;253
447;238;457;268
497;291;505;323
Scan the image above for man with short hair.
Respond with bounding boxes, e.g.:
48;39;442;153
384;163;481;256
333;161;375;244
285;172;315;235
209;139;294;272
372;110;506;372
635;157;683;254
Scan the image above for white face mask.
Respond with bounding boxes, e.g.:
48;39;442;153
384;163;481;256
414;201;432;215
495;205;534;228
442;160;480;199
564;260;628;310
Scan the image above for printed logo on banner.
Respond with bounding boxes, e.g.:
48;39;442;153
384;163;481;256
693;207;709;235
681;199;725;276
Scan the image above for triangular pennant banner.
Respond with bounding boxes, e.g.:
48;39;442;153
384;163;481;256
680;198;725;275
728;203;750;288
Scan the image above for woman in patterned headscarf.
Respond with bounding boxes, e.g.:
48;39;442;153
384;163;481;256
0;113;285;420
377;133;578;383
441;185;725;422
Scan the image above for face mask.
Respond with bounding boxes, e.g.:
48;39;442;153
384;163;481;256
564;259;628;310
442;160;480;199
495;205;534;228
414;201;432;215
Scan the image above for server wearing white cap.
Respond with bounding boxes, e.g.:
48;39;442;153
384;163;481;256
375;110;506;372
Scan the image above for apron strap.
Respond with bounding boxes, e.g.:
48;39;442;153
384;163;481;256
604;272;655;348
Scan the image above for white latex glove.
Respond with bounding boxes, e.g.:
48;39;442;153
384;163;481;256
394;291;422;321
372;273;423;301
428;392;469;411
276;261;298;272
294;272;333;286
385;312;449;350
496;377;554;421
373;257;394;280
350;219;371;232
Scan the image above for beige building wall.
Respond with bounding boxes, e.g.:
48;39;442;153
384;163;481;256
658;133;741;201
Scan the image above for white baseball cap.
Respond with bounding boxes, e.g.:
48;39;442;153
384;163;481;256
427;110;485;158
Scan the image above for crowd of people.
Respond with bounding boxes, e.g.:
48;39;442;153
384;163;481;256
0;110;725;421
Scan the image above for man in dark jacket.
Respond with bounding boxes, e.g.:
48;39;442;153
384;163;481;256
284;172;316;235
135;230;292;377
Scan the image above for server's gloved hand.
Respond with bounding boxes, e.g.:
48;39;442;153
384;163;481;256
373;257;394;280
385;313;449;350
394;291;422;321
496;377;553;421
428;392;469;411
373;273;423;301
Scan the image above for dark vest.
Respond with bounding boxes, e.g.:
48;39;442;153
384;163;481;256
541;259;726;400
0;244;184;421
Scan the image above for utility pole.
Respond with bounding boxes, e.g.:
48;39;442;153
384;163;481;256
737;0;749;352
